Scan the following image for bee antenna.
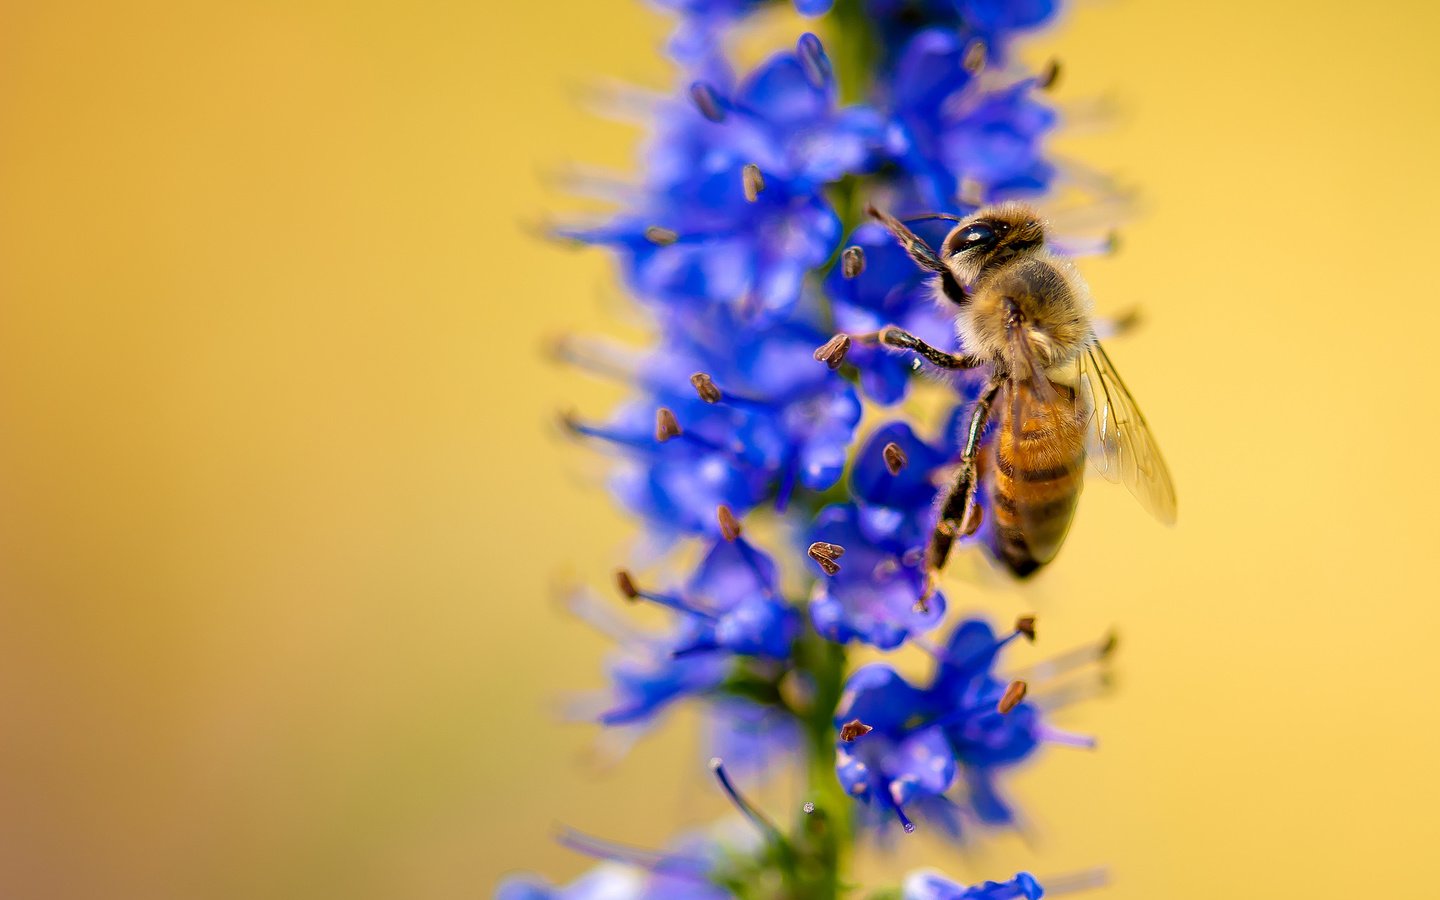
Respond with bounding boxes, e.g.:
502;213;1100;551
902;213;966;224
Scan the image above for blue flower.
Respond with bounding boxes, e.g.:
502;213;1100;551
580;531;811;779
497;832;730;900
568;36;880;322
571;312;861;532
545;0;1105;892
833;617;1074;835
882;28;1056;207
496;863;644;900
807;503;946;649
925;618;1044;824
706;697;804;779
835;664;958;835
824;222;960;404
864;0;1057;66
598;620;731;728
849;420;955;551
903;869;1045;900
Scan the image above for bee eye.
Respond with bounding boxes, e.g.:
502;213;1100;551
949;223;997;253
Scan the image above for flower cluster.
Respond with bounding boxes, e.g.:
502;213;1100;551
509;0;1129;896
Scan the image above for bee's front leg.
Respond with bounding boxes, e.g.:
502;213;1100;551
813;326;983;371
919;375;1005;608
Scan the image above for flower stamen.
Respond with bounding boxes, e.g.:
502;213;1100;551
998;680;1028;714
612;568;717;620
710;758;783;840
716;505;742;541
655;407;682;442
882;441;908;475
741;164;765;202
807;541;845;575
690;372;722;403
688;82;726;122
813;333;852;369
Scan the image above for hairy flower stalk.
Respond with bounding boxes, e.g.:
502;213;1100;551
506;0;1131;896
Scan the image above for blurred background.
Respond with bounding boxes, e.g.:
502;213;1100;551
3;0;1439;897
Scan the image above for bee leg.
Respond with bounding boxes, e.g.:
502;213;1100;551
814;327;982;371
919;376;1004;606
877;326;984;370
865;204;946;271
865;204;969;306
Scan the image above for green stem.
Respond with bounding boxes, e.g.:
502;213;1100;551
791;625;851;898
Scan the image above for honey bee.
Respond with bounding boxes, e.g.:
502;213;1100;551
826;202;1176;584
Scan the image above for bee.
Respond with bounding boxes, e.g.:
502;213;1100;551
825;202;1176;586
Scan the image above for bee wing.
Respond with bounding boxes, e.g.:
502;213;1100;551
1002;328;1085;566
1076;341;1178;524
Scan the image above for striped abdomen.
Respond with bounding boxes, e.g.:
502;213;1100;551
986;384;1087;577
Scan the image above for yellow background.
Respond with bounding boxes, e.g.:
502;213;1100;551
2;1;1438;897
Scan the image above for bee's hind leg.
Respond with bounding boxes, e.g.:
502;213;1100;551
918;376;1004;608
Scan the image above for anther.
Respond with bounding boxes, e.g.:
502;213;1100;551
644;225;679;246
962;39;987;74
841;245;865;278
1100;629;1119;658
1039;58;1062;91
882;442;908;475
998;680;1029;714
614;569;640;601
1015;614;1037;642
742;164;765;202
796;33;832;89
689;82;726;122
717;505;742;541
838;719;872;742
813;333;851;369
959;176;986;207
655;407;682;442
807;542;845;575
689;372;722;404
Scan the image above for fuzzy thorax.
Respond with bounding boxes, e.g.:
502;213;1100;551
938;202;1096;375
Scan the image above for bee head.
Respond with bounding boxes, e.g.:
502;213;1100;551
941;202;1047;287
